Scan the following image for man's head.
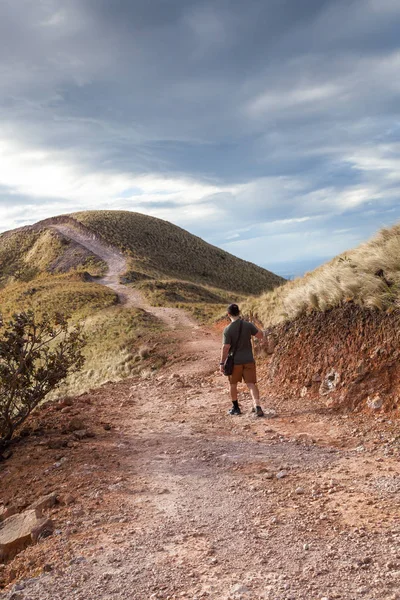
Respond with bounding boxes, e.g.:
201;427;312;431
227;303;240;317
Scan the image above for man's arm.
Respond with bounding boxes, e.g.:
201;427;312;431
219;343;231;373
254;330;264;340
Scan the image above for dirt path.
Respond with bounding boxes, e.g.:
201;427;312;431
2;321;400;599
51;224;195;329
2;226;400;598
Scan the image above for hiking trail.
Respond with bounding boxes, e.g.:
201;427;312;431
51;223;195;329
1;227;400;599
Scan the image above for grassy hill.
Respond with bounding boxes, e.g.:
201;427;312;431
69;210;284;295
0;210;284;396
0;225;106;288
247;223;400;326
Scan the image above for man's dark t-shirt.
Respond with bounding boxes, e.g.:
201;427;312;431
223;319;258;364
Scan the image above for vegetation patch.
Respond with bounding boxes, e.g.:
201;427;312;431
247;224;400;326
0;274;117;320
70;210;284;294
51;306;166;398
135;278;239;323
0;226;106;288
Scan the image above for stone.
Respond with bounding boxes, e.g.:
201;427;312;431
31;518;54;542
231;583;250;595
0;505;18;522
367;395;383;410
67;418;85;432
319;369;340;396
0;509;52;562
47;438;68;449
59;397;73;408
276;470;288;479
29;492;58;513
62;494;75;505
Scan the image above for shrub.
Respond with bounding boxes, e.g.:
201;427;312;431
0;311;85;444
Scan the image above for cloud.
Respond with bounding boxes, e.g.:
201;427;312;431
2;0;400;272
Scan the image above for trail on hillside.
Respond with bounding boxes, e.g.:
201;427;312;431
2;321;400;599
51;224;195;329
2;224;400;598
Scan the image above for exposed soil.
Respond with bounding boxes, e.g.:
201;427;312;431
50;222;195;329
264;304;400;415
1;230;400;599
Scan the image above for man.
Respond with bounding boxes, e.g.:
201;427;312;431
219;303;264;417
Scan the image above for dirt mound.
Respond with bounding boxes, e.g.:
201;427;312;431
263;303;400;414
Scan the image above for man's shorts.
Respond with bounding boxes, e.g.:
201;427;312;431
229;362;257;385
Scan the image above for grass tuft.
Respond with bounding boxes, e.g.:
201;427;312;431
246;223;400;326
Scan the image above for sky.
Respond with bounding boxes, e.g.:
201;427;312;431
2;0;400;275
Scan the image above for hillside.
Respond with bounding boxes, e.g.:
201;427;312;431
0;210;283;397
247;223;400;326
246;222;400;415
67;210;284;294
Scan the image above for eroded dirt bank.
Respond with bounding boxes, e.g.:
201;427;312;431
263;304;400;415
1;323;400;600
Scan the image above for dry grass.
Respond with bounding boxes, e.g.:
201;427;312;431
247;223;400;326
0;226;106;288
49;306;165;399
135;278;240;323
0;273;165;399
70;210;284;295
0;273;117;320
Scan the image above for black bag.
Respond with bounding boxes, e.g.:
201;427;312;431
223;320;243;376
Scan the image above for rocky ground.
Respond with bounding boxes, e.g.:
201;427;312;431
1;322;400;600
1;224;400;599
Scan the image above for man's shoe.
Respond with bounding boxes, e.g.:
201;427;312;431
255;406;264;417
228;406;241;415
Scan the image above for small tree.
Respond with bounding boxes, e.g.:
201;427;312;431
0;311;85;445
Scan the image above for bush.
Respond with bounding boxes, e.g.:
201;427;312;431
0;311;85;444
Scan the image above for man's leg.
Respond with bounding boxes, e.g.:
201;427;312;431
230;383;238;402
246;382;260;407
228;383;241;414
244;363;264;417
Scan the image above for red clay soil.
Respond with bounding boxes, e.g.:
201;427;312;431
263;303;400;415
1;323;400;599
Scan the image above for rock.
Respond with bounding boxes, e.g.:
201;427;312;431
295;487;305;495
231;583;250;595
367;395;383;410
1;449;13;460
319;369;340;396
276;470;288;479
300;386;308;398
73;430;89;440
29;492;58;513
67;418;85;432
47;438;68;449
31;518;54;542
62;494;75;506
0;509;53;562
0;506;18;522
59;397;73;408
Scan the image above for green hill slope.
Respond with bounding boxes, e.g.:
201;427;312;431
68;210;284;295
0;210;284;396
247;223;400;326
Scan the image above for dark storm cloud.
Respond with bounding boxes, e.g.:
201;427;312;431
1;0;400;266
